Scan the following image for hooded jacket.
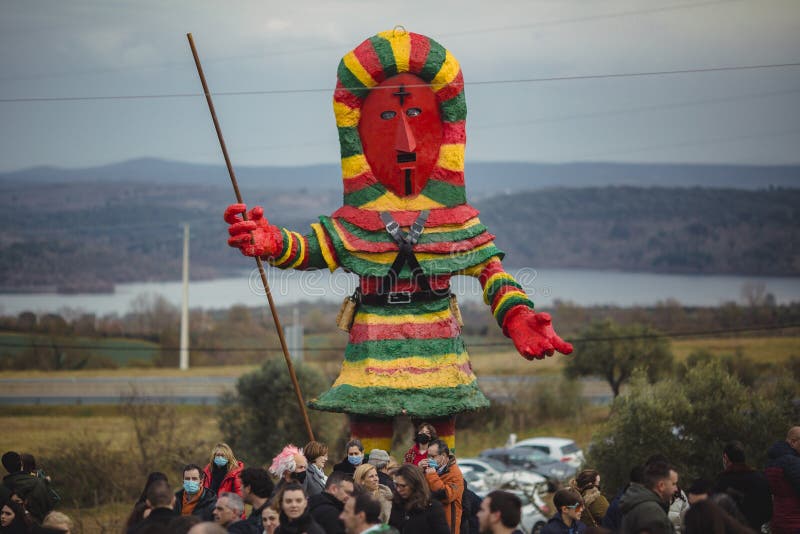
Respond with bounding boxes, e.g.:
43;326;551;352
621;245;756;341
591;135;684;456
765;440;800;534
715;461;772;530
308;491;345;534
2;472;55;523
619;483;672;534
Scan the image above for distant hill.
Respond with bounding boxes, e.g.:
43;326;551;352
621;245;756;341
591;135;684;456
0;162;798;291
2;158;798;194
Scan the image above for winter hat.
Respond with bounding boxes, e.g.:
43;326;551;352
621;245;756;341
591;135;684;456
367;449;390;467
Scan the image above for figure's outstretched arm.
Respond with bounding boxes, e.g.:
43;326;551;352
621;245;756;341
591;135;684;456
461;256;573;359
224;203;338;271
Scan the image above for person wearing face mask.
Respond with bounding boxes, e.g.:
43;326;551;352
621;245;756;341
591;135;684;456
270;446;310;498
421;440;463;534
333;440;365;476
176;464;217;522
203;443;245;499
404;423;438;467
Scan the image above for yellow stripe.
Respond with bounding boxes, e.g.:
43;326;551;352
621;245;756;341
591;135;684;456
334;101;361;128
351;241;495;263
431;51;460;91
312;223;338;272
379;30;411;73
341;154;370;179
435;144;465;172
288;233;307;269
354;307;454;325
360;191;445;211
274;231;295;266
332;355;475;389
343;51;378;89
458;256;499;277
361;437;394;454
493;289;528;318
482;272;517;304
423;217;481;234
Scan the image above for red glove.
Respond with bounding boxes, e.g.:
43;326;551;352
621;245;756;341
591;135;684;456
224;203;282;258
502;306;573;360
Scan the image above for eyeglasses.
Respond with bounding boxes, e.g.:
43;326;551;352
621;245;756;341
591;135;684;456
565;503;584;510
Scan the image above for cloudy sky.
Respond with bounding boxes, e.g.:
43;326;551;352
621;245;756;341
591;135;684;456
1;0;798;172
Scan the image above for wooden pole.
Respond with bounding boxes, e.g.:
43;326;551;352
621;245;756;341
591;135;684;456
186;33;315;442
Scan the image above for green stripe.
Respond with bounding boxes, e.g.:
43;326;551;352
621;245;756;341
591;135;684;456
369;36;397;78
344;184;386;207
358;298;451;317
276;228;291;259
495;296;534;325
345;337;466;362
338;60;369;99
423;179;466;205
440;91;467;122
320;217;505;277
304;230;328;270
485;278;523;304
420;39;447;82
338;126;363;159
309;382;490;418
338;218;487;244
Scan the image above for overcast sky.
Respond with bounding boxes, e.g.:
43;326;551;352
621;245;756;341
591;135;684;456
1;0;798;172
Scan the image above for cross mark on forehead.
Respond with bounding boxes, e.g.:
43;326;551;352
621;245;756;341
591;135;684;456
392;84;411;105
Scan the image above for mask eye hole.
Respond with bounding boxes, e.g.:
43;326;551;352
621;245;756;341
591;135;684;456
380;110;396;120
406;107;422;117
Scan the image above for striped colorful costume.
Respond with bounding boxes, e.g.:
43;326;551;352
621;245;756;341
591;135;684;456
226;29;570;452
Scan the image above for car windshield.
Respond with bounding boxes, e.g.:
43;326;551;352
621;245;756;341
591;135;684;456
481;457;510;472
561;443;580;455
513;448;552;463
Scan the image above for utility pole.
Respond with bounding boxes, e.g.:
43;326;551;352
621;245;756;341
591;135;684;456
179;223;190;371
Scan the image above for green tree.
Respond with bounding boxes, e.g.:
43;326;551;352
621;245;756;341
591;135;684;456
563;320;673;397
217;358;346;466
588;361;797;493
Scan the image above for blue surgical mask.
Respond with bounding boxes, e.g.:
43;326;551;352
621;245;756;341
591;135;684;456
348;455;363;466
183;480;201;494
427;458;438;470
214;456;228;467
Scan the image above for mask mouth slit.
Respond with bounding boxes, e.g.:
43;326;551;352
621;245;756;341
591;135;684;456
404;168;412;195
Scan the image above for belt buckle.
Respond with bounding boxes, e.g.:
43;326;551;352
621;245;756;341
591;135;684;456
387;291;412;304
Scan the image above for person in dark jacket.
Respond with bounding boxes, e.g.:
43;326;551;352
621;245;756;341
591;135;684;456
475;490;521;534
128;480;179;534
175;464;217;522
1;498;32;534
241;467;274;534
367;449;396;493
212;493;252;534
275;483;325;534
765;426;800;534
601;465;644;532
714;440;772;531
388;464;449;534
619;461;675;534
1;453;55;524
332;440;365;476
541;488;587;534
308;471;353;534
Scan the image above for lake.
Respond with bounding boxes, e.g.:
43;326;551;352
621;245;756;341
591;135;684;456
0;268;798;315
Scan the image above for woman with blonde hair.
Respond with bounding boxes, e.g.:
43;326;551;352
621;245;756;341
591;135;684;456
202;442;245;497
353;464;393;523
569;468;609;527
41;511;73;533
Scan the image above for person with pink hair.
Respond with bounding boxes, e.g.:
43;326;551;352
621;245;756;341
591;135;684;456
269;445;309;498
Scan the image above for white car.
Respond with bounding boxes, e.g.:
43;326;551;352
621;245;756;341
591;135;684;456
458;457;549;495
512;437;585;469
461;469;550;534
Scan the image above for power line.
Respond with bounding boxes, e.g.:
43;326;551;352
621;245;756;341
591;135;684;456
0;0;740;84
1;62;798;104
0;322;796;353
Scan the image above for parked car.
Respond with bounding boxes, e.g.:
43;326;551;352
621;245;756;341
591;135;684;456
511;437;585;468
458;457;549;496
518;490;550;534
479;446;577;487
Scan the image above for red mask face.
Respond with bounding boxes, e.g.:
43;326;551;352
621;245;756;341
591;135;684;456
358;73;443;197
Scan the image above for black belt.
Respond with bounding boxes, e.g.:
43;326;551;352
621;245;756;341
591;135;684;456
356;288;451;306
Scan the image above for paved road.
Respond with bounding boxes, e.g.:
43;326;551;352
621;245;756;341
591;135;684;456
0;375;613;405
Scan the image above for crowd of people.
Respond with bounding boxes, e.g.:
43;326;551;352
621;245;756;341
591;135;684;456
2;425;799;534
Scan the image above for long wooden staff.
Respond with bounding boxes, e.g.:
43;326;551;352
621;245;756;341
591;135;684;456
187;33;315;441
